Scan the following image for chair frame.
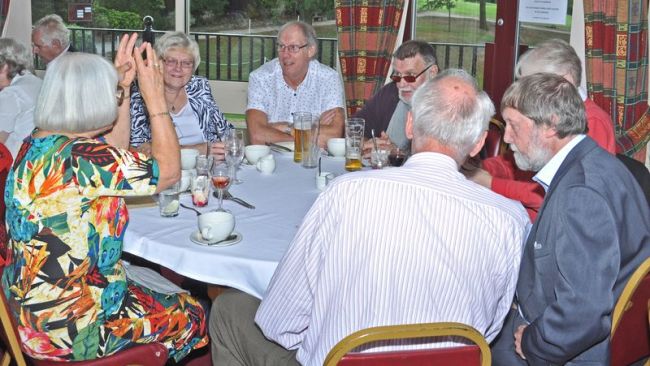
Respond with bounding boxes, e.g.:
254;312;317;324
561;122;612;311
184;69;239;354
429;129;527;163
611;257;650;334
323;322;491;366
610;256;650;366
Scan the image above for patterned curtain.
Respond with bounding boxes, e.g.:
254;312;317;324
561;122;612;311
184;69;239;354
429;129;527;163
584;0;649;156
336;0;406;117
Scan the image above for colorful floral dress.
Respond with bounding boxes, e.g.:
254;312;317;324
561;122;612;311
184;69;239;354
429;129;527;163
1;135;208;362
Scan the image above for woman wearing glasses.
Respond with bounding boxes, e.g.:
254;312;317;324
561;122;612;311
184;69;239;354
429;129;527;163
1;36;208;362
130;31;232;157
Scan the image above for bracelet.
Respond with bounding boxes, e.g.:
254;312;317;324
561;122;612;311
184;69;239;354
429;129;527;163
149;111;171;120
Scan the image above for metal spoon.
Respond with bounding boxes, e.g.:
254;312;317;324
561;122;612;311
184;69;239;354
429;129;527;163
179;203;202;215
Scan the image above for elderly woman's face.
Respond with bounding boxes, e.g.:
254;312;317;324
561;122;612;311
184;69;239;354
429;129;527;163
161;48;194;90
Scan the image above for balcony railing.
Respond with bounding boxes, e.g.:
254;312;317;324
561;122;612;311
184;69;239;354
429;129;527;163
48;27;485;85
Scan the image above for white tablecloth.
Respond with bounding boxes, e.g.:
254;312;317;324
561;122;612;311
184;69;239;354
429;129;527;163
123;152;350;299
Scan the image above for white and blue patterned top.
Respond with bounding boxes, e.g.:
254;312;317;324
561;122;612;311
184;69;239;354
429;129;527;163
129;75;232;146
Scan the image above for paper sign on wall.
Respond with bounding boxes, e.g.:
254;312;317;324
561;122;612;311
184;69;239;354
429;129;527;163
519;0;568;25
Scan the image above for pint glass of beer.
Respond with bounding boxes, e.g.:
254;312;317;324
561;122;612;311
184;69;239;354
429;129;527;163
344;118;365;171
293;112;312;163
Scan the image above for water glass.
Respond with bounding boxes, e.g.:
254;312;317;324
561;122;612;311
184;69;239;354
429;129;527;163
196;154;214;176
225;133;245;184
191;175;210;207
159;181;181;217
370;148;390;169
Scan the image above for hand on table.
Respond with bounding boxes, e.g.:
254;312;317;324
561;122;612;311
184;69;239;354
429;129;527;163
319;109;337;125
271;122;293;136
210;141;226;161
362;132;393;158
514;325;527;360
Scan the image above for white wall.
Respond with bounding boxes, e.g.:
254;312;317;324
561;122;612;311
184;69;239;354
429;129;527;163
209;80;248;116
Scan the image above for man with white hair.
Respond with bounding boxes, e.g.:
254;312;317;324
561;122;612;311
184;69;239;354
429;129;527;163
246;21;345;147
209;69;529;366
32;14;75;66
463;39;616;220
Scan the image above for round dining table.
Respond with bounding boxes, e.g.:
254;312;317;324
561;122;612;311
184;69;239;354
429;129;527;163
123;150;351;299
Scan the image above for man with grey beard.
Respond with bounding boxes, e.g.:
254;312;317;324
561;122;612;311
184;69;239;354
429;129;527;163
491;73;650;365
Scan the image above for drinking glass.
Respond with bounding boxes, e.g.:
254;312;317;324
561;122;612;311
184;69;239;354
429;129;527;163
345;118;365;171
370;148;390;169
293;112;312;163
196;154;214;176
225;138;244;184
211;162;232;212
388;147;407;167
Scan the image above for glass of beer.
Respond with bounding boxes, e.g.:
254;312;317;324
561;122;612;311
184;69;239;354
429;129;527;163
344;118;365;171
293;112;312;163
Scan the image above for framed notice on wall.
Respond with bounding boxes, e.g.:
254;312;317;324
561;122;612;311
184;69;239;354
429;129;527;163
68;3;92;23
518;0;568;25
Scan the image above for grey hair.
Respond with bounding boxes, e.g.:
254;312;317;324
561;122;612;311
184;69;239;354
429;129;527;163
154;31;201;72
393;40;437;66
278;21;318;59
501;73;586;138
33;14;70;48
411;68;495;160
515;38;581;86
35;53;118;133
0;38;34;79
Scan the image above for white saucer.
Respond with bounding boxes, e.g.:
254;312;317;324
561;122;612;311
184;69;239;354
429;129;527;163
190;231;242;247
274;141;294;152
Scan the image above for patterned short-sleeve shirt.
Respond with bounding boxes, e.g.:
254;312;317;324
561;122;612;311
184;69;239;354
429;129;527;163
247;58;345;122
1;135;207;362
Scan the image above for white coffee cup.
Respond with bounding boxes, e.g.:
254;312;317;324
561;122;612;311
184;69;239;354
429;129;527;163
256;154;276;174
181;149;200;170
244;145;271;164
179;170;192;192
316;171;335;191
327;138;346;157
198;211;235;242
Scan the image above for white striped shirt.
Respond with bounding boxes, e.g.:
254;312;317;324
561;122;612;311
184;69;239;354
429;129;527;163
255;152;530;366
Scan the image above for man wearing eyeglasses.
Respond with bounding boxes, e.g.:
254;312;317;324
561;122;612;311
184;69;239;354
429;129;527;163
246;21;345;147
355;40;438;155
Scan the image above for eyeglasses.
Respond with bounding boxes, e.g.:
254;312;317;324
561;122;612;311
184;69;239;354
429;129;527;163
277;43;309;54
162;58;194;69
390;63;435;83
116;85;125;106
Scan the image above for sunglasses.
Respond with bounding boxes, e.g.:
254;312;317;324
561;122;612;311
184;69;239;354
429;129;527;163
390;63;435;83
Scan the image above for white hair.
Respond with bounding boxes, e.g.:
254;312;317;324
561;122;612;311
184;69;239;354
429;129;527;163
411;69;495;160
35;53;118;133
0;38;33;79
154;31;201;72
33;14;70;48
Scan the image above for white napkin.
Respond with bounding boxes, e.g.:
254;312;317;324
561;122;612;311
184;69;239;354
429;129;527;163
122;262;189;295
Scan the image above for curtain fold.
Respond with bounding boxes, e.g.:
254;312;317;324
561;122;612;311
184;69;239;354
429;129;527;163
584;0;649;156
336;0;406;117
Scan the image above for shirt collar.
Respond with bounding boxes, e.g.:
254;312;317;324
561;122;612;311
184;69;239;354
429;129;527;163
533;134;586;191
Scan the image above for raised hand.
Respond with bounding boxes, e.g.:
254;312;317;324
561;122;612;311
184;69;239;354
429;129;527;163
133;42;165;111
115;33;139;89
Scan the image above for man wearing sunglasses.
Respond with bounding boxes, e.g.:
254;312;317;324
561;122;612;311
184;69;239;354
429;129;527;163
246;21;345;147
354;40;438;154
